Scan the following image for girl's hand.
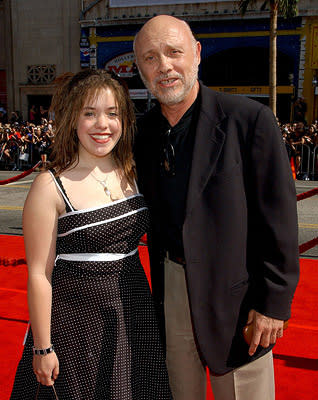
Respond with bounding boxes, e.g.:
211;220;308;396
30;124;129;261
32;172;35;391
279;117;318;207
32;352;59;386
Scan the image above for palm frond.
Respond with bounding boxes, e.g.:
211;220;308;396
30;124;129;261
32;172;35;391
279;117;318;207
260;1;268;11
239;0;298;17
278;0;299;18
238;0;260;15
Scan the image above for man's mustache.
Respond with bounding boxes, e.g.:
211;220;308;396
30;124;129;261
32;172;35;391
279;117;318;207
154;73;183;85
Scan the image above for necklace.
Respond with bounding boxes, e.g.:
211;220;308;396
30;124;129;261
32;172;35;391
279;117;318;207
90;172;113;200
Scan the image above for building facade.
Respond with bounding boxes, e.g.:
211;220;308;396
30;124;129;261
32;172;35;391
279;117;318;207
1;0;318;122
0;0;8;111
1;0;80;121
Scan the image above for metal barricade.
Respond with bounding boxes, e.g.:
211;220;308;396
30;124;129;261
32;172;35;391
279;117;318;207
0;142;36;171
0;140;18;170
18;143;34;170
295;143;311;180
301;143;311;177
312;145;318;180
0;144;6;169
292;143;318;181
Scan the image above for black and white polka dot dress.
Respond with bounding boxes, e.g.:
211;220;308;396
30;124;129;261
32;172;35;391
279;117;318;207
10;172;172;400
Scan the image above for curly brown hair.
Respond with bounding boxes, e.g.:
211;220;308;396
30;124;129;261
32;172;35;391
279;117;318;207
49;69;136;184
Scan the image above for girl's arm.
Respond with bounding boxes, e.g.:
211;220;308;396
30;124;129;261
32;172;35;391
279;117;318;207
23;172;62;386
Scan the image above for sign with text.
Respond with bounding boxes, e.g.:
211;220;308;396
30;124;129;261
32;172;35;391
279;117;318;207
80;47;90;68
129;89;154;99
105;52;136;77
209;86;294;96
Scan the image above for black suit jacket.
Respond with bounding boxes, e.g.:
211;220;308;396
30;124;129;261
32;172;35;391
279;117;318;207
135;83;299;374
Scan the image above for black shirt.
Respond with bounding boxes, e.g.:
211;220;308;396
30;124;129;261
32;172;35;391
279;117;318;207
158;92;201;258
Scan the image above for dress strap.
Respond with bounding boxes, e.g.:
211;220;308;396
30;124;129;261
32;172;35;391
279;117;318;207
134;179;140;194
48;170;75;213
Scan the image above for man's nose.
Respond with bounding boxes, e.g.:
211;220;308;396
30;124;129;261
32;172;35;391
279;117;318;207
158;55;172;74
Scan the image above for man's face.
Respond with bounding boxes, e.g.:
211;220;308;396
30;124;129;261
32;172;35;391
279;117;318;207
135;20;201;106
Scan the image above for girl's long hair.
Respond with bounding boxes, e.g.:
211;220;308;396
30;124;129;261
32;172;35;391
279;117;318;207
49;69;136;184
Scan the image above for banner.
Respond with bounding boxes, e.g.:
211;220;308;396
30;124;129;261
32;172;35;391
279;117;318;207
104;52;136;77
311;25;318;69
80;35;90;68
109;0;232;6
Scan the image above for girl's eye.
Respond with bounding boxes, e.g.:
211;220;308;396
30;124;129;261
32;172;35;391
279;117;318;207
84;112;95;117
109;112;118;117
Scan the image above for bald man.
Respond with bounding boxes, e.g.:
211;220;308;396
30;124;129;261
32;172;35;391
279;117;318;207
133;15;299;400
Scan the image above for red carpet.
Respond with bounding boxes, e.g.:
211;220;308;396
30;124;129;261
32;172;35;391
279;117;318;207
1;235;317;399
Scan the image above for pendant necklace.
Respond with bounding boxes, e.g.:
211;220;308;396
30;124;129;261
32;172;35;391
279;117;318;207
91;172;114;201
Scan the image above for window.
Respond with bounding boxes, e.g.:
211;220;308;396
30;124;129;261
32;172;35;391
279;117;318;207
27;65;56;85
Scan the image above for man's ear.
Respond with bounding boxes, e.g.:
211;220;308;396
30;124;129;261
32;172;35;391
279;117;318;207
196;41;202;65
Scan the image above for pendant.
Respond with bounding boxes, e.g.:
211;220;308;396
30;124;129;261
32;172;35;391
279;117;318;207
99;181;111;197
104;187;111;197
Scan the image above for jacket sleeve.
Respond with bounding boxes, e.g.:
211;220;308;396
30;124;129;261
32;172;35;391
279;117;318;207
246;105;299;321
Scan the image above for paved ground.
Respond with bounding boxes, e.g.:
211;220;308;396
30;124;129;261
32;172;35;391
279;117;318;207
0;171;317;258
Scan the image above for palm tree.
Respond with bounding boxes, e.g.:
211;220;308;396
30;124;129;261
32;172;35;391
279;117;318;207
238;0;298;116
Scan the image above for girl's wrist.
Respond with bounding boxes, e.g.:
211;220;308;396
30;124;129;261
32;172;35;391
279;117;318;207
33;339;52;349
32;344;54;356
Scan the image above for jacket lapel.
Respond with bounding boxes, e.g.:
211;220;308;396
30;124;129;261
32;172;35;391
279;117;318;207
185;85;227;219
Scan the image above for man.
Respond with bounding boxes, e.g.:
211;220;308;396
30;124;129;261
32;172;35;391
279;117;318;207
133;15;299;400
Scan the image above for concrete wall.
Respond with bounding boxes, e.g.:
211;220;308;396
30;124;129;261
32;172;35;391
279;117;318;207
0;2;5;70
7;0;81;117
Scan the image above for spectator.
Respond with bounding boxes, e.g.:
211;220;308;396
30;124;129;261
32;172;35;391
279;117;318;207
9;111;19;124
29;105;37;123
0;104;8;124
293;97;307;123
289;122;306;177
39;105;49;120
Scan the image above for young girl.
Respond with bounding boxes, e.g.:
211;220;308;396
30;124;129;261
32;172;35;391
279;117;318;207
10;69;172;399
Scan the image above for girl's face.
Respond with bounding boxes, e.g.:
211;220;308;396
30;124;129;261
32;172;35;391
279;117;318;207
76;87;122;160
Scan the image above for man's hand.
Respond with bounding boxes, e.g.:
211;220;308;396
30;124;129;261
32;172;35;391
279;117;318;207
247;309;284;356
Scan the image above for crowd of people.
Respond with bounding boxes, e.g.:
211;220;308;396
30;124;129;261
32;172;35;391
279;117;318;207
280;120;318;180
1;110;318;179
0;118;54;170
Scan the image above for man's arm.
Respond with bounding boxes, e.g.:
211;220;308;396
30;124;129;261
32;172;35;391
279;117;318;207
246;105;299;355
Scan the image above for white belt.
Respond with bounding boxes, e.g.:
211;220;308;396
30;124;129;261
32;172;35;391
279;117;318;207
55;248;138;263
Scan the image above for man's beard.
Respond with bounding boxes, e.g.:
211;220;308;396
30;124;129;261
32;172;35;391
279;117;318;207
139;64;198;106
